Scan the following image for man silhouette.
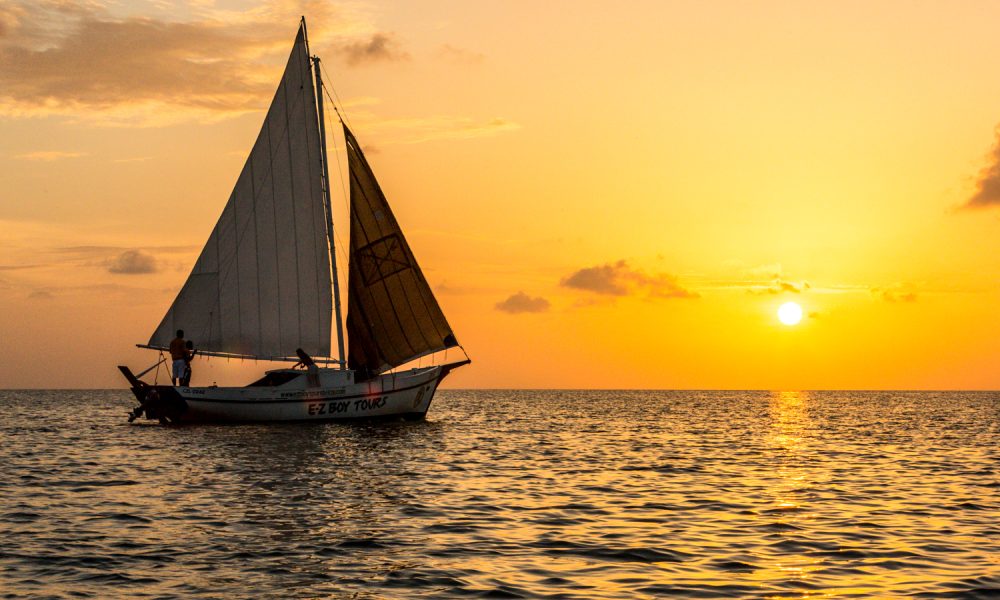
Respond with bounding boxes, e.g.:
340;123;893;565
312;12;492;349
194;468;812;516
169;329;187;386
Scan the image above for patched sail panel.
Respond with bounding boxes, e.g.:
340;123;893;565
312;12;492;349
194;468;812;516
149;25;332;358
344;125;458;373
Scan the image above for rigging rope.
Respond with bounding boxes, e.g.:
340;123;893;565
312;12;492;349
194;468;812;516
319;60;353;129
316;67;473;372
154;351;164;385
320;93;351;299
317;77;354;336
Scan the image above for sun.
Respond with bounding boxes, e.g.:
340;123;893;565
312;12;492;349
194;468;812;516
777;301;803;326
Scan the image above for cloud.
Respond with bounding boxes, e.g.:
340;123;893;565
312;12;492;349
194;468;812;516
54;244;197;257
745;263;783;279
871;285;917;303
107;249;157;274
0;0;393;125
495;291;550;314
435;280;474;295
436;44;485;65
28;289;53;300
562;262;629;295
561;260;698;300
358;115;521;144
12;150;86;161
340;32;408;66
964;126;1000;209
748;279;810;295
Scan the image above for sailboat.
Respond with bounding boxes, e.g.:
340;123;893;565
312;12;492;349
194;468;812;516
118;19;469;424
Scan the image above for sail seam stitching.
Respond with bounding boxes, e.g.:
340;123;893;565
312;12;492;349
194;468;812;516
283;64;303;354
268;98;283;352
303;53;328;357
250;142;263;355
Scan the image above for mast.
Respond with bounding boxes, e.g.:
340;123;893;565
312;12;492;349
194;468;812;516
313;56;347;368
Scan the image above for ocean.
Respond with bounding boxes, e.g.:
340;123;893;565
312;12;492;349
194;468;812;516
1;390;997;598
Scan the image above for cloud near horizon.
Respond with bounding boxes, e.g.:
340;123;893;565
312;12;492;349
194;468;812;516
747;279;810;295
12;150;86;161
964;126;1000;209
495;291;550;314
561;260;698;300
871;284;917;303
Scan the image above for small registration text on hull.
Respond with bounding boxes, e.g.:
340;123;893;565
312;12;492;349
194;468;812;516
119;17;469;424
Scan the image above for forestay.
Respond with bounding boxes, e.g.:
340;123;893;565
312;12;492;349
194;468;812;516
149;24;332;359
343;125;458;374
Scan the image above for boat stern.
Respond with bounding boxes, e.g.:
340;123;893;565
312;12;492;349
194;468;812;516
118;366;188;424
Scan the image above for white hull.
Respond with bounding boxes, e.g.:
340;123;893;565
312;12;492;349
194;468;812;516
131;366;447;424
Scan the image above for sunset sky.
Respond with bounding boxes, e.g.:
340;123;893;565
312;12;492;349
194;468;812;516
3;0;1000;389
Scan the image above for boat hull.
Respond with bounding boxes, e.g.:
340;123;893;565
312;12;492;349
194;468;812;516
126;366;450;424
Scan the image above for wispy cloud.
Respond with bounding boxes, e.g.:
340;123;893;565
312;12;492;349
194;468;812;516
747;279;810;295
12;150;86;161
871;284;918;303
107;249;157;274
744;263;784;279
340;32;408;66
358;115;521;144
436;44;485;65
561;260;698;300
964;125;1000;209
702;263;819;295
54;244;198;257
0;0;397;126
495;291;550;314
38;244;195;272
435;280;474;295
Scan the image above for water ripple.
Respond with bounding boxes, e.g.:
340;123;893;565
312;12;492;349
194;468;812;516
0;390;998;598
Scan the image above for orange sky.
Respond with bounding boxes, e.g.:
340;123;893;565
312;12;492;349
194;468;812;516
2;0;1000;389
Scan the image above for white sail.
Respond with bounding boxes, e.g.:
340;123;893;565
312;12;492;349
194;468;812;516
148;24;332;359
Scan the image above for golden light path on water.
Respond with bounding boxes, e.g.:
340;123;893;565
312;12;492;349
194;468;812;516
0;390;997;598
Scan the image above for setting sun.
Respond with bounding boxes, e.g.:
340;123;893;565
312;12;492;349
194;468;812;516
778;302;803;326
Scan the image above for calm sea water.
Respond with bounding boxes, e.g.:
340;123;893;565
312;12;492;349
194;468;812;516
0;390;997;598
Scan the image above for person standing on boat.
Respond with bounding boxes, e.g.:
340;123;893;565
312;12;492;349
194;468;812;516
180;340;197;386
169;330;187;386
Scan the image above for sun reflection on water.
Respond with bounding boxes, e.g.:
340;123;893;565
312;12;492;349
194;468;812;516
754;391;827;588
